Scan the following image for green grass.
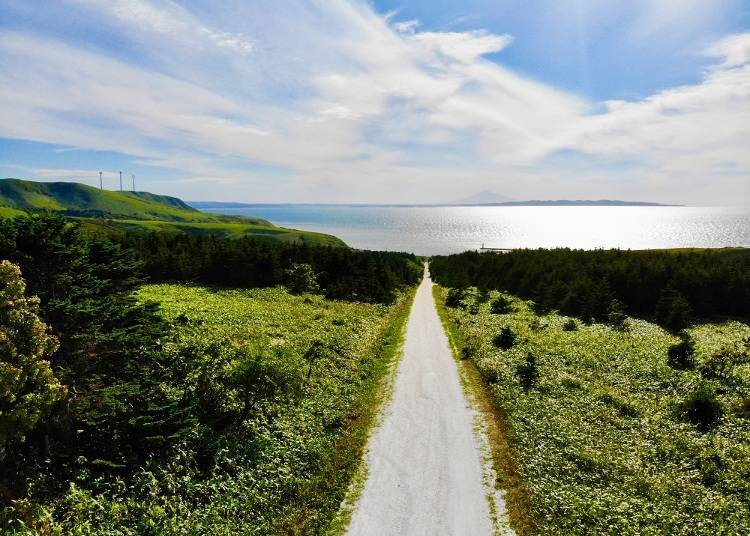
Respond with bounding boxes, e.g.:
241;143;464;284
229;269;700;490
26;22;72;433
0;178;346;246
25;284;413;535
436;286;750;535
78;218;346;246
0;206;26;218
0;178;223;221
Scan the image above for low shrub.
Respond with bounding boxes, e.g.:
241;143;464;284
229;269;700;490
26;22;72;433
436;284;750;533
562;318;578;331
493;327;516;350
461;342;478;360
668;335;695;370
477;288;491;304
683;382;723;430
284;263;320;294
516;352;539;389
608;299;628;330
445;287;468;308
698;348;747;381
656;288;692;332
490;295;512;315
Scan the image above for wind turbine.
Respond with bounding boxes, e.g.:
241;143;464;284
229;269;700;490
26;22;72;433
99;171;103;190
119;171;123;192
132;174;135;192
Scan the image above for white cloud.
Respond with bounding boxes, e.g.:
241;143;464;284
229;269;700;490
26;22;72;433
564;39;750;191
411;31;513;64
0;0;747;204
393;19;419;34
66;0;255;54
707;33;750;67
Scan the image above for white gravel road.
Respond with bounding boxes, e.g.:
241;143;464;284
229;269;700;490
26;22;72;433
346;267;497;536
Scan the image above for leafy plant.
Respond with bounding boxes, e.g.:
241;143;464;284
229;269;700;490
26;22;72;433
461;342;479;360
436;284;750;534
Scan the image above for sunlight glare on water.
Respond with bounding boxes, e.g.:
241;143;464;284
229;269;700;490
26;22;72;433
208;205;750;256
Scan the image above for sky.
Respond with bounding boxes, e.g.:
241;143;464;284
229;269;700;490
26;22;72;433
0;0;748;204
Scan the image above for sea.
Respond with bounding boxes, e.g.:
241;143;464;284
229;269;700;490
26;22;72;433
206;205;750;256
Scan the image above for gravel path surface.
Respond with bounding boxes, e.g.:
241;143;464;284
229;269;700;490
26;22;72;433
347;268;496;536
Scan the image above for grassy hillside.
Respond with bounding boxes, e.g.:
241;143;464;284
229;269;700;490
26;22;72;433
0;178;266;222
0;206;26;218
0;178;345;246
436;286;750;535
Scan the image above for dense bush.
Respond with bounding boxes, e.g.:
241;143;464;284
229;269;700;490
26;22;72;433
490;295;512;314
516;352;539;389
655;287;693;331
683;382;724;430
430;248;750;326
0;216;174;487
445;287;468;308
608;299;628;329
283;262;320;294
0;261;66;454
493;326;517;349
699;347;748;382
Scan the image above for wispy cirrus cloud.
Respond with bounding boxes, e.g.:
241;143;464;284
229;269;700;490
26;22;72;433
65;0;255;54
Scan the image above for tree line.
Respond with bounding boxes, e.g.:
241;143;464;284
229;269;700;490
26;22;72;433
430;248;750;329
117;231;421;303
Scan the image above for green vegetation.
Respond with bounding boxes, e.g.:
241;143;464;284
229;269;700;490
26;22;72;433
1;178;212;221
431;248;750;327
118;231;421;303
80;217;345;245
0;213;417;533
0;178;345;246
0;261;66;453
0;206;26;218
436;285;750;535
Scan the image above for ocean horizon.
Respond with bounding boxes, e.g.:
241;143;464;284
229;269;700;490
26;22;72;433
197;204;750;256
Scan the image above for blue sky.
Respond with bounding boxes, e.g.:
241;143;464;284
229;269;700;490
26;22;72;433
0;0;748;203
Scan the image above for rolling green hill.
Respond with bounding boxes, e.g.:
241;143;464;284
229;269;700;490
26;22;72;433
0;178;345;246
0;178;264;222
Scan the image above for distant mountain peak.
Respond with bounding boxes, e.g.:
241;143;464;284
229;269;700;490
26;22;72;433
450;190;514;205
